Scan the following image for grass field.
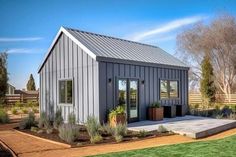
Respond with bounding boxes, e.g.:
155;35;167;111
92;135;236;157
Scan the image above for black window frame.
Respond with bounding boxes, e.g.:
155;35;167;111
58;79;73;105
160;79;179;99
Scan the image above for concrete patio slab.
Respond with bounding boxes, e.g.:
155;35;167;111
128;116;236;139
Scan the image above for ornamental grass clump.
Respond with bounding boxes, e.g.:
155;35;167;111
38;111;51;129
86;115;103;143
53;108;64;129
68;113;76;125
101;123;113;135
58;123;80;143
0;108;9;124
19;112;36;129
112;123;127;142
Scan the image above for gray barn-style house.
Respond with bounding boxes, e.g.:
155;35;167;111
38;27;189;123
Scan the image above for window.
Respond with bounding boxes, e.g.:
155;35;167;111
170;81;178;98
160;80;168;99
59;79;73;104
160;80;178;99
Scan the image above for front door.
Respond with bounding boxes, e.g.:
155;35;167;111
118;79;139;123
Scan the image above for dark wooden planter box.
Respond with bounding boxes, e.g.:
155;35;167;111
148;107;163;121
109;114;126;127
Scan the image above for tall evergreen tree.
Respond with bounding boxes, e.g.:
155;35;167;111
200;56;216;104
0;52;8;104
27;74;36;91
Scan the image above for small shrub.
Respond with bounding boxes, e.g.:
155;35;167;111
38;111;51;130
139;130;148;137
0;109;9;124
11;107;18;115
228;113;236;120
30;126;39;132
215;114;224;119
90;134;103;144
113;123;127;137
58;123;80;143
15;101;24;108
22;108;28;114
19;112;36;129
157;125;168;133
68;113;76;125
46;128;53;134
221;105;233;117
115;135;123;142
86;115;101;139
230;105;236;113
32;107;39;113
150;102;161;108
53;108;64;129
27;101;34;108
101;123;113;135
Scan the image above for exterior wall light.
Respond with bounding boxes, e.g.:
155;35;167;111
141;80;145;84
108;78;112;84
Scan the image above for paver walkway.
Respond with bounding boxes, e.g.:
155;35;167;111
1;120;236;157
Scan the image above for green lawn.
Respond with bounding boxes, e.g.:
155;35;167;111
91;135;236;157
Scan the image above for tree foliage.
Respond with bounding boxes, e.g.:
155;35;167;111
177;13;236;102
200;56;216;103
0;52;8;104
27;74;36;91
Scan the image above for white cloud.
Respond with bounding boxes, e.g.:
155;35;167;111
127;15;208;42
7;48;44;54
0;37;43;42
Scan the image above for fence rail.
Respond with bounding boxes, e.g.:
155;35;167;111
189;93;236;104
5;94;38;105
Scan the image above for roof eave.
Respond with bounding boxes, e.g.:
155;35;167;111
96;56;190;70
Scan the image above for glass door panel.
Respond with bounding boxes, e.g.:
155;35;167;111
118;79;127;111
129;80;138;120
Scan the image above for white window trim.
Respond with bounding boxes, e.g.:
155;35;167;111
58;78;74;106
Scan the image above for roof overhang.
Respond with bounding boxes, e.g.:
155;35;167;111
96;56;190;70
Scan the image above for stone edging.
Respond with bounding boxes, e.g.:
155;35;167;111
0;140;17;157
14;129;71;148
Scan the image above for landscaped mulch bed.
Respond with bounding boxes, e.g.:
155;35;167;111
16;125;174;147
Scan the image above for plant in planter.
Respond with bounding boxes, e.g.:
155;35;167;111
109;105;126;127
148;102;163;121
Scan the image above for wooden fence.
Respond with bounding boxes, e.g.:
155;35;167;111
5;94;39;105
189;93;236;104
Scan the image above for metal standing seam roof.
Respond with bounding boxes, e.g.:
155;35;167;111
38;27;188;72
65;27;188;68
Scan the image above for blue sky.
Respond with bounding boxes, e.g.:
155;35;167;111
0;0;236;89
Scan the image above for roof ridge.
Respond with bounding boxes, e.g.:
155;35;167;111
63;26;161;49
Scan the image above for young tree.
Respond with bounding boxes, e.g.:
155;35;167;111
27;74;36;91
0;52;8;104
177;13;236;102
200;56;216;104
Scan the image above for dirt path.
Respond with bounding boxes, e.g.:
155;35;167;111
0;123;67;156
20;128;236;157
1;121;236;157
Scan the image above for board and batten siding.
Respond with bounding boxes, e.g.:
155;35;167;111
39;33;99;123
98;62;188;121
